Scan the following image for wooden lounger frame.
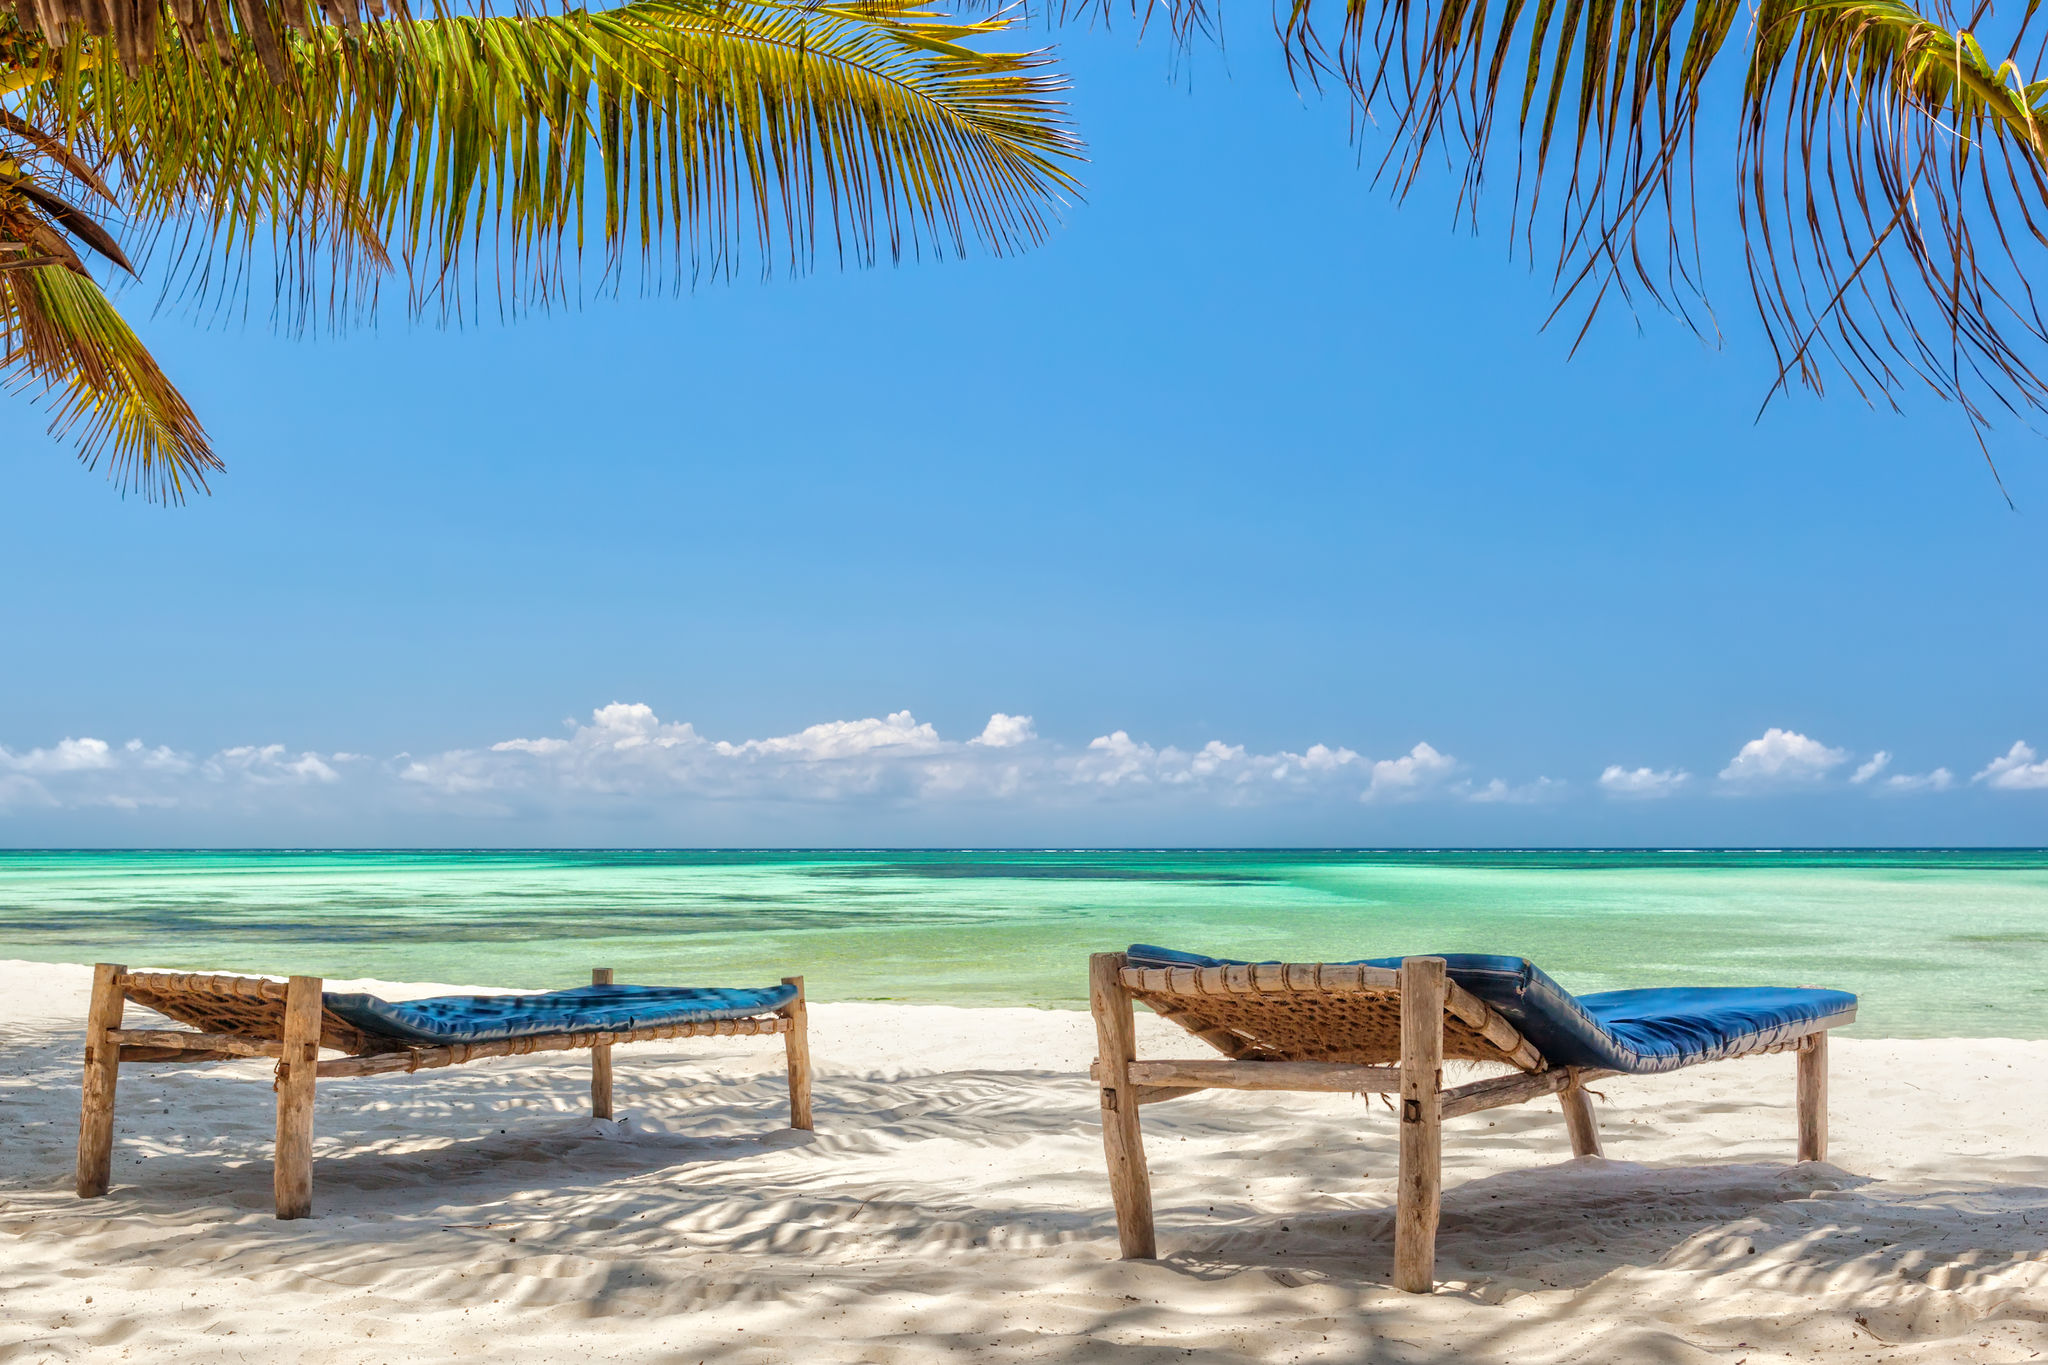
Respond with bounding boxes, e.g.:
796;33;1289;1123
75;964;814;1219
1088;952;1848;1293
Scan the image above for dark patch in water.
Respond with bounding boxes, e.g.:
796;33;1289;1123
811;863;1273;885
6;896;1000;945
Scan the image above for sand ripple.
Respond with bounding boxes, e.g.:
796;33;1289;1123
3;966;2046;1362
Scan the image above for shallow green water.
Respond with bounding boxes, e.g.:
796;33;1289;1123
0;849;2044;1036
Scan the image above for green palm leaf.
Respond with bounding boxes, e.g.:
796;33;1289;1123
1;0;1081;497
1119;0;2048;440
30;1;1081;323
1;259;219;501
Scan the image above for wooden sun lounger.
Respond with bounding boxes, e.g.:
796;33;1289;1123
1087;952;1849;1293
75;963;813;1219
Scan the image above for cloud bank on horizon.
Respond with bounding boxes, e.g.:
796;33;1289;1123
0;706;2040;824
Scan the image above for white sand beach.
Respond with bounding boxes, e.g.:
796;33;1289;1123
4;958;2047;1364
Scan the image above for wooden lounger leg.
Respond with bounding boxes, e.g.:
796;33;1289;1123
782;976;813;1131
274;975;322;1220
1559;1069;1603;1158
1090;952;1156;1259
1797;1032;1828;1162
1395;956;1446;1294
591;968;615;1120
75;963;127;1198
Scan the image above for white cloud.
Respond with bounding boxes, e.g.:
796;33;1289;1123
720;710;942;761
1250;743;1365;784
1841;751;1952;795
1598;765;1691;799
399;706;1481;813
367;705;1444;815
492;736;571;755
1076;730;1156;787
206;745;341;785
425;704;935;803
0;774;57;808
3;702;1998;829
1362;743;1459;802
1467;776;1565;804
0;735;344;812
1718;728;1849;787
1064;730;1380;796
971;714;1035;748
1975;741;2048;791
126;739;192;772
1297;744;1357;772
0;737;116;774
1879;767;1953;795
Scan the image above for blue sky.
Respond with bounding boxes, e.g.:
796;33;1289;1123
2;23;2044;847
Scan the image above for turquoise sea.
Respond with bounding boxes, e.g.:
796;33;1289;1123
1;849;2044;1037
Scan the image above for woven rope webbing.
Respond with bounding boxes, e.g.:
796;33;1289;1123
1121;962;1525;1068
122;971;393;1055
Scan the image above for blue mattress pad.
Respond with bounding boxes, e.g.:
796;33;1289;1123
323;981;800;1046
1125;944;1855;1075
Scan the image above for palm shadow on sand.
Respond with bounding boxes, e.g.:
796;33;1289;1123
17;1045;2048;1363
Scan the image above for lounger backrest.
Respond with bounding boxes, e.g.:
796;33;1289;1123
120;971;399;1056
1119;959;1545;1072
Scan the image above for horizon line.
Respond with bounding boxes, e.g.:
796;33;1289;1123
4;845;2046;855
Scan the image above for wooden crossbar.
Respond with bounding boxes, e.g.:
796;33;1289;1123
107;1028;285;1064
1088;950;1852;1295
1092;1059;1402;1093
1090;1058;1625;1117
75;964;815;1221
107;1028;285;1057
1439;1067;1614;1120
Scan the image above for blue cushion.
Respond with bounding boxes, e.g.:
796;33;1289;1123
323;982;799;1046
1125;945;1855;1075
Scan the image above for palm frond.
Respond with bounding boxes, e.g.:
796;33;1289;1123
1105;0;2048;431
27;0;1082;326
0;104;118;201
0;0;1078;499
0;257;218;501
0;0;411;81
1741;0;2048;437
